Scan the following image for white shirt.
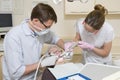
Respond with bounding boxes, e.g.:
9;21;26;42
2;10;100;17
2;19;60;80
76;19;114;65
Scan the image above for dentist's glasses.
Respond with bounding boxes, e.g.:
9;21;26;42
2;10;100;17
39;19;50;29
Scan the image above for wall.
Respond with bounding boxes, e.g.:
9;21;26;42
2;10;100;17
13;0;76;39
13;0;120;38
12;0;120;54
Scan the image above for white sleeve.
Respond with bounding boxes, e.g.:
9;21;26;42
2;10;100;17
44;31;60;44
75;19;84;33
105;28;114;43
75;20;80;33
4;33;25;79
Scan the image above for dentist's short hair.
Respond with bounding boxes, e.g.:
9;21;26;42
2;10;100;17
31;3;57;23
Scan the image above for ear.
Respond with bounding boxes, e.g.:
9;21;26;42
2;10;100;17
32;18;39;23
94;30;99;34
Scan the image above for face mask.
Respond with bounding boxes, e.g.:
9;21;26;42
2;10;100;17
34;28;50;36
29;21;50;36
86;30;98;35
85;30;94;36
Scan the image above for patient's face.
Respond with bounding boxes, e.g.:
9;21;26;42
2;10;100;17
48;46;63;56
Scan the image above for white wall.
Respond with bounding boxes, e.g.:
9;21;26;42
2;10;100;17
13;0;120;39
13;0;79;39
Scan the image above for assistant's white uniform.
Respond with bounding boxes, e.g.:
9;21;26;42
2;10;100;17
76;19;114;65
2;19;60;80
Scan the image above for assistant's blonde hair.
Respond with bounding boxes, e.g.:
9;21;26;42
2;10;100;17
84;4;108;30
94;4;108;15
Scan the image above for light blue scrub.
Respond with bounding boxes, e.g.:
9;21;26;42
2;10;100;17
2;19;60;80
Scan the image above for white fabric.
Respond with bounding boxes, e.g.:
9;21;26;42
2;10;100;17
80;63;120;80
75;19;114;65
48;63;81;79
40;55;58;67
2;19;60;80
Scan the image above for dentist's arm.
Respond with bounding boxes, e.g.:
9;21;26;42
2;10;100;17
24;54;59;75
56;39;65;50
23;62;38;75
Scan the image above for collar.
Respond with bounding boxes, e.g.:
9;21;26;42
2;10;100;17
21;19;36;36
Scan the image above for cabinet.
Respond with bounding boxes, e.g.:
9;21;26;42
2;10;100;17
65;0;120;15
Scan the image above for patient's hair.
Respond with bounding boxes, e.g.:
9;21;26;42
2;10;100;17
85;4;108;30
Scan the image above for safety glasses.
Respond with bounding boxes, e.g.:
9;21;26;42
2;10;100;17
39;19;50;29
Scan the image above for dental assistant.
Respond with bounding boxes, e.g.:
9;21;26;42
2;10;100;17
74;4;114;65
2;3;64;80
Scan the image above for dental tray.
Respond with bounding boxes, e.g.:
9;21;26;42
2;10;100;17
58;73;91;80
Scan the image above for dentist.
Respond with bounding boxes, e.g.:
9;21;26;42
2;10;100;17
2;3;65;80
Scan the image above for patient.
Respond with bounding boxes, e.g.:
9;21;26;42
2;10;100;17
48;45;65;64
46;45;74;64
35;46;65;80
37;45;75;80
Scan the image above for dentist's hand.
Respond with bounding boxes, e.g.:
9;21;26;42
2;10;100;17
48;46;62;56
78;41;94;50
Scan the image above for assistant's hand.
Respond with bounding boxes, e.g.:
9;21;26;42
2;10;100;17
78;41;94;50
64;42;76;52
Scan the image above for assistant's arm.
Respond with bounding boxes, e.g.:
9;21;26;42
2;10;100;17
92;41;112;57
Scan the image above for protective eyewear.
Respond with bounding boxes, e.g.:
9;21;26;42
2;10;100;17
39;19;50;29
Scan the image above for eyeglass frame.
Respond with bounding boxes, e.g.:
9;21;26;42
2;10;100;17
39;19;50;29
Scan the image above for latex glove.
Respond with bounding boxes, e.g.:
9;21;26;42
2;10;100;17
78;41;94;50
40;55;58;67
64;42;76;52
